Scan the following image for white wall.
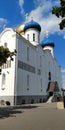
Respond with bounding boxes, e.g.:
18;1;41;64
16;35;37;96
25;29;40;46
36;46;47;95
0;28;16;105
43;46;54;57
0;28;61;105
16;35;61;97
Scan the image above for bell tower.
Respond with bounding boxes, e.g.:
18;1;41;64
24;18;41;46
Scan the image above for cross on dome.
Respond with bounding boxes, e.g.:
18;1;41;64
25;13;28;22
45;30;49;38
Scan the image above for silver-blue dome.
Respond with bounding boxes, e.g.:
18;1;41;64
40;38;55;48
24;20;41;32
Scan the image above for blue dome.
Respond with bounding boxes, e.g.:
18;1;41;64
24;20;41;32
40;38;55;48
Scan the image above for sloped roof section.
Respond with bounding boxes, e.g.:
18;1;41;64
47;81;59;92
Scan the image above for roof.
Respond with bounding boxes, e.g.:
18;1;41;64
16;24;25;34
24;20;41;32
40;38;55;48
47;82;59;92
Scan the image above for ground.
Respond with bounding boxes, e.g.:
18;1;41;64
0;103;65;130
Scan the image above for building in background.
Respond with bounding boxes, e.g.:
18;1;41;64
0;19;61;105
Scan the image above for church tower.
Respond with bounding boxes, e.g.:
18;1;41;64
16;15;41;46
40;31;55;57
24;19;41;46
40;39;55;57
16;24;25;37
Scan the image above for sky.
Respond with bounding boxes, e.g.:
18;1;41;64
0;0;65;87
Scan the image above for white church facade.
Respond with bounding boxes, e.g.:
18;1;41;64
0;19;61;105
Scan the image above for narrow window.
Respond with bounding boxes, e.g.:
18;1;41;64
41;79;42;88
48;72;51;80
41;79;42;92
38;35;40;43
27;75;29;87
33;33;35;41
4;42;7;48
40;56;42;67
8;60;11;68
27;34;29;40
27;47;29;61
2;73;6;90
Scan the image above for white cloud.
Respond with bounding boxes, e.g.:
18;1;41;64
53;0;60;6
0;18;8;31
63;34;65;39
34;0;60;7
18;0;65;40
18;0;25;14
27;0;63;41
61;68;65;73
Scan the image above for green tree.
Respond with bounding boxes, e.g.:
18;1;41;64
52;0;65;29
0;46;16;73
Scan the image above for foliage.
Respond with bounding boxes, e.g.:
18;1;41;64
52;0;65;29
0;46;16;66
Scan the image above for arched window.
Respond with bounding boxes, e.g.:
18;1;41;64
2;73;6;90
48;72;51;80
27;47;29;61
33;33;35;41
27;34;29;40
4;42;7;48
38;35;40;43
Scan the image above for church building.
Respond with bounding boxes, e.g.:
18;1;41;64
0;18;61;105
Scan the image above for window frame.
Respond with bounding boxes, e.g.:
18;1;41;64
27;34;29;40
27;74;29;87
4;42;7;48
2;73;6;90
33;33;35;41
27;46;29;61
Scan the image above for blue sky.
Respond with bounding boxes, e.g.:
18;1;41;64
0;0;65;86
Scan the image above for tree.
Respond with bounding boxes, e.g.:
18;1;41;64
0;46;16;73
52;0;65;29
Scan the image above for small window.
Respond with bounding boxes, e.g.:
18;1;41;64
27;75;29;87
27;34;29;40
8;60;11;68
38;69;41;75
33;33;35;41
38;35;40;42
40;56;42;67
2;73;6;90
27;47;29;61
41;79;42;88
48;72;51;80
4;42;7;48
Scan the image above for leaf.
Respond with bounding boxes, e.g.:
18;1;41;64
0;46;17;67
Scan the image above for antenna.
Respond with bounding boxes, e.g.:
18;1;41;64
25;13;28;23
45;30;49;38
3;24;6;30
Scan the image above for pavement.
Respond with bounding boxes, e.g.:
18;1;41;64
0;103;65;130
